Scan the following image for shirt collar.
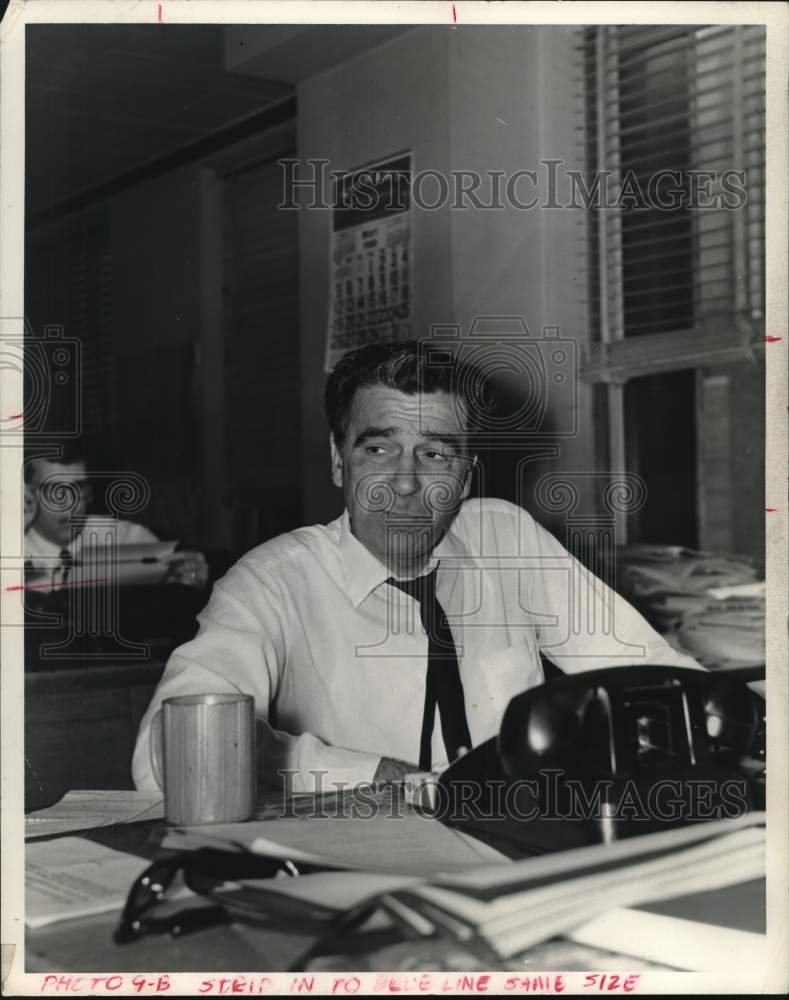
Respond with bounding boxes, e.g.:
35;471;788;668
337;508;467;608
25;525;68;560
25;523;89;562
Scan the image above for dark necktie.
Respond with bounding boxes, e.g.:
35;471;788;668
387;568;472;770
57;547;73;587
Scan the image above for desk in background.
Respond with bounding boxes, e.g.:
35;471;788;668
24;583;204;810
25;661;166;811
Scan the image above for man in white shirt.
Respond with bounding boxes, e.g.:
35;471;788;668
25;449;208;589
132;342;702;795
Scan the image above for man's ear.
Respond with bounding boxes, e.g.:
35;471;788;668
329;433;343;488
460;455;477;500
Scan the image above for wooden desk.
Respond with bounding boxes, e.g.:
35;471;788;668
25;661;166;811
24;804;677;975
27;906;670;975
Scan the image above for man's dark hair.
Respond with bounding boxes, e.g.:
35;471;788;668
24;439;91;483
325;340;491;449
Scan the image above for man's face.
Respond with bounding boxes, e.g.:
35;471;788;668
27;459;91;547
330;387;474;575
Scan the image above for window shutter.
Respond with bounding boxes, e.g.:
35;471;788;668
582;25;766;383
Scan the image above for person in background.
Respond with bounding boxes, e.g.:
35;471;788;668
133;341;703;795
24;442;208;589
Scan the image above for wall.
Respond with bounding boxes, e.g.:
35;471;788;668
221;156;301;554
26;119;302;560
109;165;205;544
697;361;766;569
297;26;594;537
25;167;206;545
297;27;454;523
25;164;216;557
445;28;593;535
728;362;766;568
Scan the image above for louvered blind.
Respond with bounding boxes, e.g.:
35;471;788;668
582;24;766;382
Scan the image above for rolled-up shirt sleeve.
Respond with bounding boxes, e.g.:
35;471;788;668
131;559;380;794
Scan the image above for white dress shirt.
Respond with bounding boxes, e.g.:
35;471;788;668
26;518;159;588
132;498;702;793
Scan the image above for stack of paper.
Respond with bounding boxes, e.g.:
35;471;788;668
25;790;164;840
567;902;767;971
164;812;765;965
399;813;765;959
26;805;764;971
164;812;508;876
26;838;152;928
616;546;764;668
616;545;759;621
677;592;766;668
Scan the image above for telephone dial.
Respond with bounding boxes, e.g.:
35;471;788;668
437;665;765;858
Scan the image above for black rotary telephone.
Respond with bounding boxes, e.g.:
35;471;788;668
436;665;765;858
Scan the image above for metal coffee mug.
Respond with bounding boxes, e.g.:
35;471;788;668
150;693;257;825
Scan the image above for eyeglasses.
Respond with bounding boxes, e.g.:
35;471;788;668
114;848;307;944
35;479;93;507
114;847;501;969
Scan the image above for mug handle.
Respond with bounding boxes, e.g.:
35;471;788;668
149;710;164;791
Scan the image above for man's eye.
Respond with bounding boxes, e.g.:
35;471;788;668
423;450;451;464
365;445;389;456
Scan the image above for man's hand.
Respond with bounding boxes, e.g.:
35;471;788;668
374;747;470;784
373;756;420;783
165;550;209;589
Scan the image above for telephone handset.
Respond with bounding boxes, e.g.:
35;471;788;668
436;665;765;858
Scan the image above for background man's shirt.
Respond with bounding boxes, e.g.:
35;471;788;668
132;498;702;793
26;518;159;589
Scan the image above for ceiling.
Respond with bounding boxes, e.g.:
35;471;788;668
25;23;413;217
224;24;413;82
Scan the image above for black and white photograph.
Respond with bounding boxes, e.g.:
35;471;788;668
1;1;786;994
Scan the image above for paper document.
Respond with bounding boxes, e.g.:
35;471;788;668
567;906;767;971
74;540;178;586
707;580;766;601
165;813;508;875
412;818;766;959
163;812;764;962
25;790;164;840
26;837;149;928
235;870;421;912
